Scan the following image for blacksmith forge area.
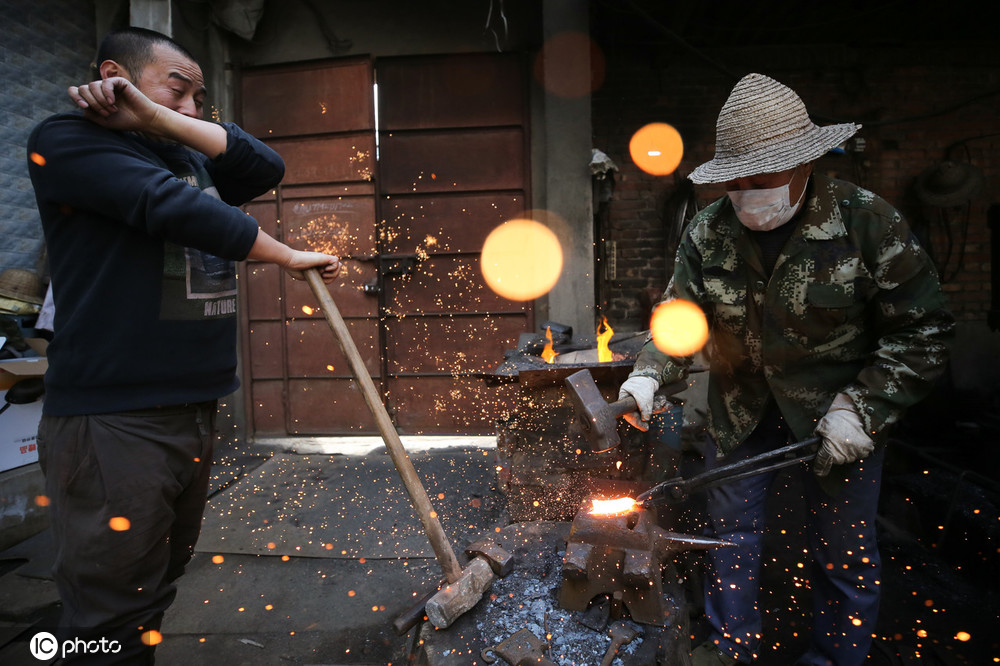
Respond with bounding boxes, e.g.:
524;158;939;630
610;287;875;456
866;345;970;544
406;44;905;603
407;331;1000;666
489;329;675;523
2;329;995;665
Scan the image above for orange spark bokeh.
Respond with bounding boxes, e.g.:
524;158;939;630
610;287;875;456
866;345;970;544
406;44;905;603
650;298;709;356
629;122;684;176
480;218;562;301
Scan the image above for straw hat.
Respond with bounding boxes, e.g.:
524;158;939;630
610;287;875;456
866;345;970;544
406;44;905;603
0;268;44;305
914;161;983;207
690;73;861;184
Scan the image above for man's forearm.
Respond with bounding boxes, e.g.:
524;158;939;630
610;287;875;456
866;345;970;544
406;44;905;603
245;228;294;266
150;107;228;159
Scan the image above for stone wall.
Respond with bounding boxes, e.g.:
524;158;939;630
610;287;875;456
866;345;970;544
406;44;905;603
0;0;96;278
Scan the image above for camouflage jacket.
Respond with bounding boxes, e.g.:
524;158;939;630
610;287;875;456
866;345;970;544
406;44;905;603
632;174;954;456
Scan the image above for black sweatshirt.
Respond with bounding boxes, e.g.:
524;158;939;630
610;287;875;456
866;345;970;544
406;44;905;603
27;113;283;415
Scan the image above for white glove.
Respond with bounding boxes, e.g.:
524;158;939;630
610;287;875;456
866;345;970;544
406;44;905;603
619;375;659;431
813;393;875;477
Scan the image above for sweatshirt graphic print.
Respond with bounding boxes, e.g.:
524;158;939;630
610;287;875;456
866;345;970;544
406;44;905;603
159;152;239;320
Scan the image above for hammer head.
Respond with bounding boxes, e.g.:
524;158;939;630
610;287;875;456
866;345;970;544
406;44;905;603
425;556;495;629
565;369;621;452
465;539;514;577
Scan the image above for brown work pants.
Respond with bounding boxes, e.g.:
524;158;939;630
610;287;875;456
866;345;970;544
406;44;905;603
37;402;217;664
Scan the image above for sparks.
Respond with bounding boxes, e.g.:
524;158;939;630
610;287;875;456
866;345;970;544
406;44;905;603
109;516;131;531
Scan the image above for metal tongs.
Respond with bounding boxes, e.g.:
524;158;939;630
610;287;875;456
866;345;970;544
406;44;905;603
636;436;820;508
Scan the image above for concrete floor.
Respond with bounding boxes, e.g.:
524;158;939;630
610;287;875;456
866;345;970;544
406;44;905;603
0;436;504;666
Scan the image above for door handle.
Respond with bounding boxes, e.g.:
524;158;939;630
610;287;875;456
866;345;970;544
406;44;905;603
379;253;418;276
360;254;418;297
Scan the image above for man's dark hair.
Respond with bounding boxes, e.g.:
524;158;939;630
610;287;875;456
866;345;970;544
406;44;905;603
96;27;197;79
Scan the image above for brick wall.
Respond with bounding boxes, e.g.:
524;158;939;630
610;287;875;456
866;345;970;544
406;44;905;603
593;43;1000;331
0;0;96;277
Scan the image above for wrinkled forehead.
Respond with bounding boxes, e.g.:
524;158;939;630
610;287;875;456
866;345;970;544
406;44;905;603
149;43;206;92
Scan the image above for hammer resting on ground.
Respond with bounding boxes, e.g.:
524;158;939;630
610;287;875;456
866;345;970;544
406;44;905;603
393;538;513;633
305;269;510;629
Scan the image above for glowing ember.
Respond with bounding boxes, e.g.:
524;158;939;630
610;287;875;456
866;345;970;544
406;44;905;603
596;317;614;362
302;305;314;315
541;326;558;363
108;516;131;531
589;497;638;515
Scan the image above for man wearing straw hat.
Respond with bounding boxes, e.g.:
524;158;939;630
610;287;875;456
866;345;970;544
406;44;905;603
619;74;953;664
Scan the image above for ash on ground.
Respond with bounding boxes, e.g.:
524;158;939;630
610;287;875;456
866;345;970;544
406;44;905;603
475;542;644;666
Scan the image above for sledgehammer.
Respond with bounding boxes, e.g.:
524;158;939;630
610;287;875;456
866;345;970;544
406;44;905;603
565;369;688;452
304;269;502;629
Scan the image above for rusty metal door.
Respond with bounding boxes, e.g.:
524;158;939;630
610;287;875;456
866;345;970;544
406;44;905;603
240;54;529;436
240;57;380;435
376;53;529;434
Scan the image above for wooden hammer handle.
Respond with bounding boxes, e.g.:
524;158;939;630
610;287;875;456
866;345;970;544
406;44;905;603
305;269;464;583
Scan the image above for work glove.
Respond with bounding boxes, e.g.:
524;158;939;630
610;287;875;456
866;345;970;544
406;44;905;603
813;393;875;477
618;375;659;432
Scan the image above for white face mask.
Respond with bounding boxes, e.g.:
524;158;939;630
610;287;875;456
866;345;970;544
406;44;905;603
728;176;807;231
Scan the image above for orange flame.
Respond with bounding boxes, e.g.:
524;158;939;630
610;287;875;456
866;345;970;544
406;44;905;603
590;496;637;515
541;326;558;363
597;317;614;362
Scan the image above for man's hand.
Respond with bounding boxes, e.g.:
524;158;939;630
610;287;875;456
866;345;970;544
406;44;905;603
618;375;659;432
69;77;163;133
813;393;875;477
247;231;341;283
284;252;341;284
68;77;228;156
